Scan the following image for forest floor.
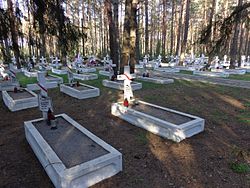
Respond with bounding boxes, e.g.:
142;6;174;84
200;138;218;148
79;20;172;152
0;76;250;188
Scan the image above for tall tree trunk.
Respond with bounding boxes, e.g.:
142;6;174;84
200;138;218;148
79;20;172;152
113;0;120;73
144;0;149;55
230;0;243;68
121;0;132;73
7;0;21;68
104;0;119;75
180;0;190;63
175;0;183;56
162;0;167;57
170;0;175;55
129;0;138;73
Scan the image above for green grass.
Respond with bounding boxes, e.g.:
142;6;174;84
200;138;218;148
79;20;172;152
230;162;250;173
16;73;37;87
228;73;250;81
179;70;193;75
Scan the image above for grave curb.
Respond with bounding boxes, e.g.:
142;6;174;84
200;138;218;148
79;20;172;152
60;83;100;99
24;113;122;188
111;101;205;142
2;89;38;111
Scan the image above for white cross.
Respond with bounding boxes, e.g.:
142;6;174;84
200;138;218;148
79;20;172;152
37;72;53;119
40;56;46;64
117;66;135;102
32;56;36;62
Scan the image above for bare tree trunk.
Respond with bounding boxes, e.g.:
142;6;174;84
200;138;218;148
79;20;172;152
170;0;175;55
7;0;21;68
162;0;167;57
175;0;183;56
144;0;149;55
129;0;138;73
230;0;242;68
180;0;190;62
104;0;119;75
121;0;132;73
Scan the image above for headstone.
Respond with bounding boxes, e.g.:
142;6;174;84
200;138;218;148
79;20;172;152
11;57;16;64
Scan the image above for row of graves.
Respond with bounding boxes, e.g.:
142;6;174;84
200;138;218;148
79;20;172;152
1;55;206;187
139;53;250;78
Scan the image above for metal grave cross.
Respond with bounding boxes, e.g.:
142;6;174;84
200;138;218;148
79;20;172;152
67;66;74;85
117;66;135;101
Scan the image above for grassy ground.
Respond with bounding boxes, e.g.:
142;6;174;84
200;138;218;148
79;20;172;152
179;70;193;75
16;72;37;87
228;73;250;81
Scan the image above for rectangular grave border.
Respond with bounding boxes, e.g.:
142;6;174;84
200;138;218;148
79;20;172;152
211;69;246;75
154;67;180;73
77;67;96;73
24;113;122;188
73;73;98;81
60;83;100;99
102;79;142;91
111;100;205;142
99;70;110;77
51;68;68;75
2;89;38;111
137;76;174;84
23;69;38;78
27;82;58;91
46;74;64;84
193;70;229;78
0;81;19;91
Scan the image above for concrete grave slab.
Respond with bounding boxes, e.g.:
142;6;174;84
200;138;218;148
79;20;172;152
102;79;142;91
60;83;100;99
137;76;174;84
24;113;122;188
2;89;38;111
154;67;180;73
52;68;68;75
99;70;110;77
0;80;19;91
73;73;98;81
193;70;229;78
211;69;246;75
46;74;64;84
27;82;58;91
111;100;205;142
23;69;38;77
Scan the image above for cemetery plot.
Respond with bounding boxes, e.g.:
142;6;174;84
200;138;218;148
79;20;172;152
60;83;100;99
193;70;229;78
112;100;205;142
102;79;142;91
76;67;96;73
45;74;63;84
2;89;38;111
73;72;98;81
211;69;246;75
24;113;122;188
0;80;19;91
23;69;38;77
154;67;180;73
99;70;111;77
137;76;174;84
51;68;68;75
